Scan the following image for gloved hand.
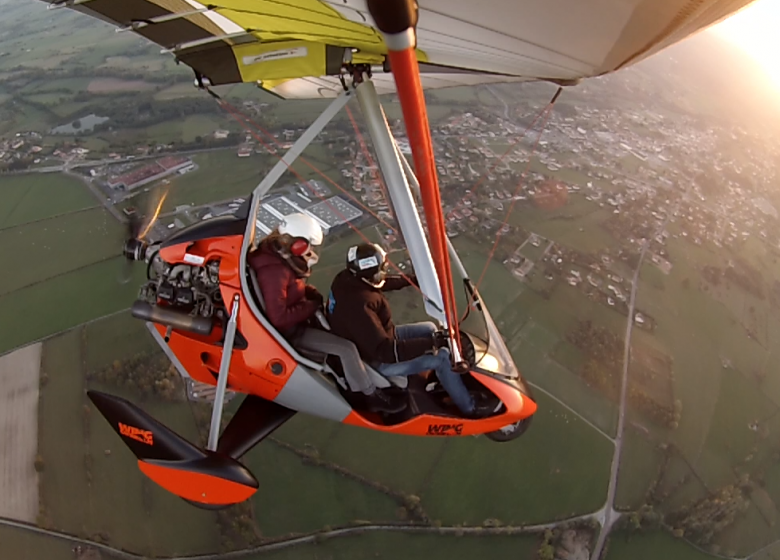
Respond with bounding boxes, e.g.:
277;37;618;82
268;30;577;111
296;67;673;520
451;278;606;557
309;290;324;309
432;329;449;349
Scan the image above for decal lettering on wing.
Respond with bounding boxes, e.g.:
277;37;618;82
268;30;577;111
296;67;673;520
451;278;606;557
119;422;154;445
426;423;464;436
242;46;308;66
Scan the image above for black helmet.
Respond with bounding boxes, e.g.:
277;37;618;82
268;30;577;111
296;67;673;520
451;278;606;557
347;243;389;288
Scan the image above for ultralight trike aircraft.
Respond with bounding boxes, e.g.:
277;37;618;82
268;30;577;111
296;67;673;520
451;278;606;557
43;0;754;508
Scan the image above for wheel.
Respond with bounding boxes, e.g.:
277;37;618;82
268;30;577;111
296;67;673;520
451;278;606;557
485;415;533;442
182;498;233;510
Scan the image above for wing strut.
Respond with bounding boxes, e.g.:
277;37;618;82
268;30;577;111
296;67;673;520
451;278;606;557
354;78;446;324
367;0;465;366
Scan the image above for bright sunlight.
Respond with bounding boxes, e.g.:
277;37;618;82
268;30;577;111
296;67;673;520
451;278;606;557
712;0;780;91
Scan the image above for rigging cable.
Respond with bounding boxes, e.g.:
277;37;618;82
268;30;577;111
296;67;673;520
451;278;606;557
216;98;401;236
474;101;558;292
211;84;563;327
446;89;562;221
213;96;424;293
345;104;396;223
382;47;464;363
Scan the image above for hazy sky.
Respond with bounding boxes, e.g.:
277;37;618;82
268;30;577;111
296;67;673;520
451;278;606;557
712;0;780;90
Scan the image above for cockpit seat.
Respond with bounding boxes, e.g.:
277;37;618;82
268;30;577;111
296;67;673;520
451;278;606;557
245;267;406;390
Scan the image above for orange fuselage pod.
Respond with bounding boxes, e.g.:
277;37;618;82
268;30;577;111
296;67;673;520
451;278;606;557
153;226;535;439
156;234;299;403
343;370;537;437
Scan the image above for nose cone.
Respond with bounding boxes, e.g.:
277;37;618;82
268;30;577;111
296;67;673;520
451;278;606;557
123;237;147;261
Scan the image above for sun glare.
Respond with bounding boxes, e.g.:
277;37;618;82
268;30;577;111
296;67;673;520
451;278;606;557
711;0;780;91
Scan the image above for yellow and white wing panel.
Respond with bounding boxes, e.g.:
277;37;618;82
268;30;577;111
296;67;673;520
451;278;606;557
47;0;757;98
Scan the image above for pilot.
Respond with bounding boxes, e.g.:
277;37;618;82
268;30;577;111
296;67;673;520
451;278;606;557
248;214;404;414
326;242;494;418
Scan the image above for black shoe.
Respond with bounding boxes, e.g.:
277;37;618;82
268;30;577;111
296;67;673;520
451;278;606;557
365;389;407;414
468;400;500;419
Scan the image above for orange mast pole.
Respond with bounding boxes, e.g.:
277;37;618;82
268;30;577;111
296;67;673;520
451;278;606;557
367;0;465;364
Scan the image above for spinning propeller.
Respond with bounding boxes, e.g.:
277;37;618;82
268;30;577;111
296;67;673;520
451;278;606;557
118;186;169;284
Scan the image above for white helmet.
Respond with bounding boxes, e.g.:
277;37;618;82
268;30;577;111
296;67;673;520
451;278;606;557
278;213;323;246
277;212;323;267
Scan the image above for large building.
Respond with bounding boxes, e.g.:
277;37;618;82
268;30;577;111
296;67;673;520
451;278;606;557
107;156;192;191
306;196;362;228
254;194;362;236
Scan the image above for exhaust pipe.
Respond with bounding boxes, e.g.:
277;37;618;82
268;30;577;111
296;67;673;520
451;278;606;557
131;300;213;336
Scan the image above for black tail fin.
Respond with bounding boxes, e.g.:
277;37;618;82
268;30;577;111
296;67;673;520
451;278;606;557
88;390;202;462
87;390;258;507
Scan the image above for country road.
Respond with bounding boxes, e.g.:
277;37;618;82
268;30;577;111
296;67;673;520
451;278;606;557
0;512;601;560
63;168;124;222
589;202;681;560
528;381;615;442
2;145;238;176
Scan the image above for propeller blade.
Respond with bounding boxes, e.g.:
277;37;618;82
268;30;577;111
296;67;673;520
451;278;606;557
118;257;135;285
115;183;169;285
128;214;143;240
137;186;170;242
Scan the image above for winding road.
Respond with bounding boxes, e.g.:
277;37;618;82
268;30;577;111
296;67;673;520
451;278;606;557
0;512;603;560
590;201;681;560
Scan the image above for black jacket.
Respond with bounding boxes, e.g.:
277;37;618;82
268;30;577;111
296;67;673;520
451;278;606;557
326;269;432;364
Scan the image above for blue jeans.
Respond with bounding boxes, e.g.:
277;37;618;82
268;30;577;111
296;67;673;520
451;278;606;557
377;322;475;415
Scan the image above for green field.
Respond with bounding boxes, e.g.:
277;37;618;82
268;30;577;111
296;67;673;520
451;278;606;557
247;442;399;538
0;167;143;352
756;544;780;560
122;150;275;214
26;92;72;105
49;101;93;119
0;206;124;296
620;230;780;555
316;424;447;495
154;83;207;101
481;268;623;438
145;114;228;144
82;312;158;371
255;532;539;560
37;318;223;556
614;429;664;510
506;193;618;254
0;257;144;354
605;530;717;560
702;368;777;484
423;391;612;525
123;141;352;217
83;382;223;556
0;173;96;229
0;525;92;560
19;77;93;95
38;328;93;537
635;242;780;435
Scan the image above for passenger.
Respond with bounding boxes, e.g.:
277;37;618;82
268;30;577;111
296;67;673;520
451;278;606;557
248;214;404;414
248;213;324;338
326;242;494;418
